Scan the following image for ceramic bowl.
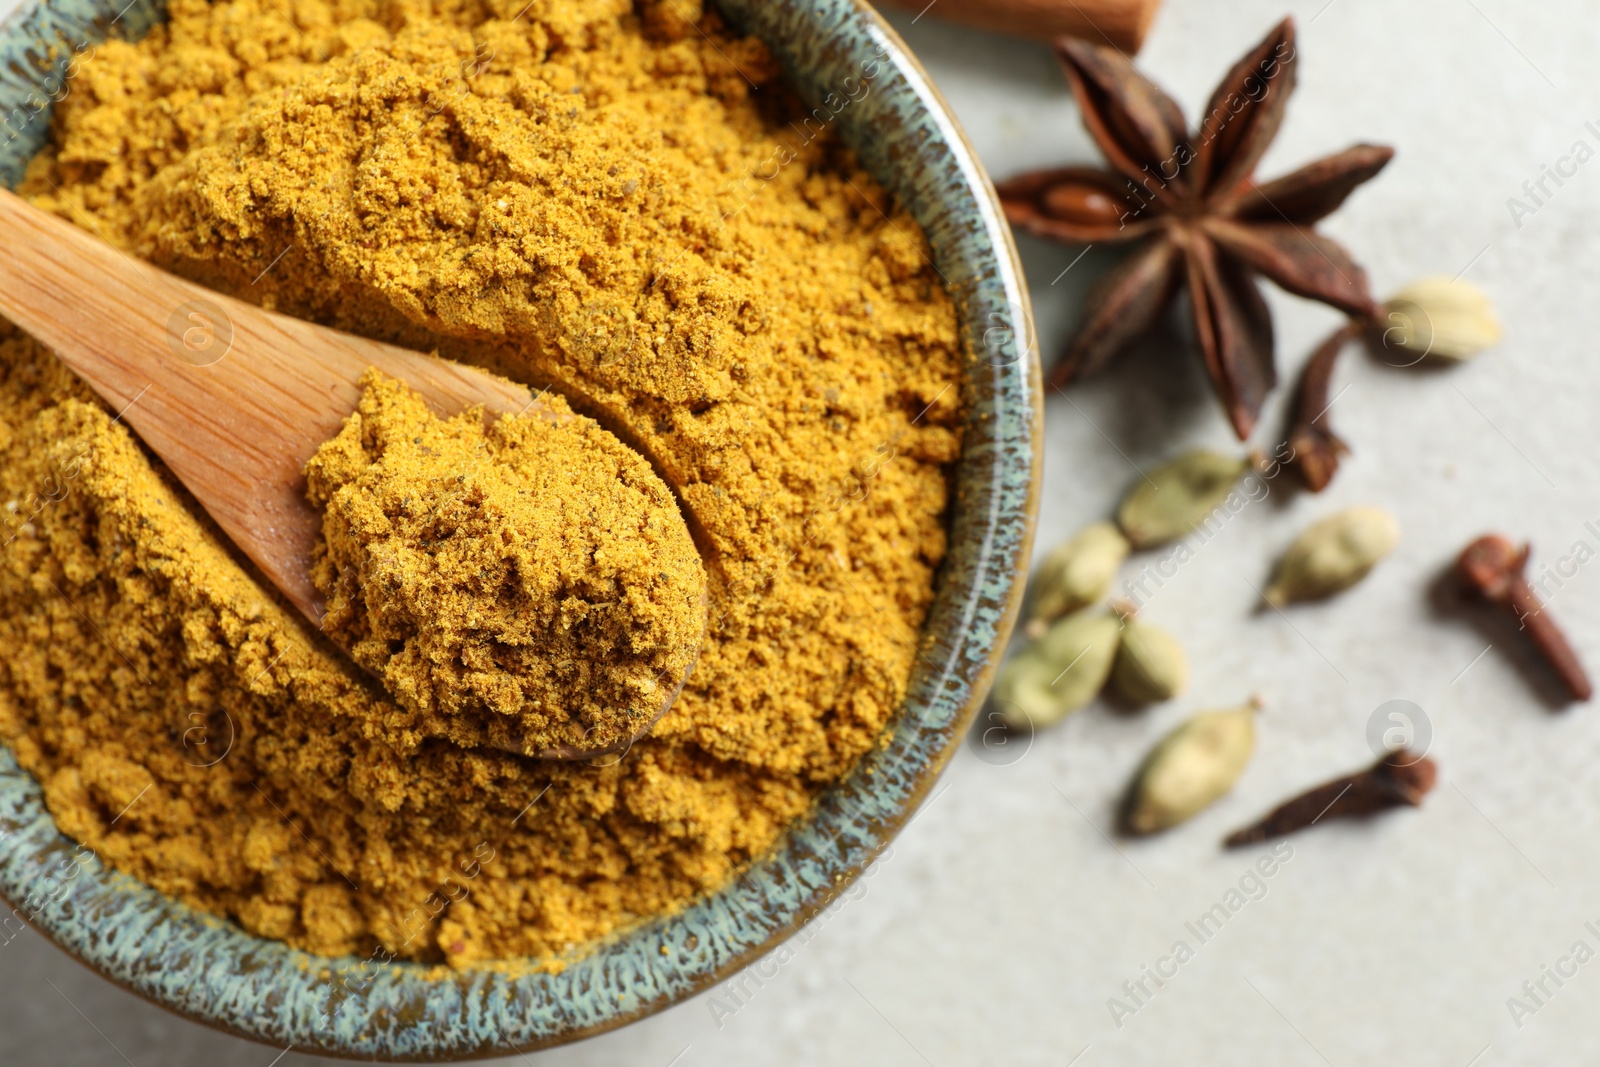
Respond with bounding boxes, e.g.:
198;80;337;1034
0;0;1041;1057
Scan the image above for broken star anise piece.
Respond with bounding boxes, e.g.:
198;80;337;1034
1282;318;1362;491
997;17;1394;439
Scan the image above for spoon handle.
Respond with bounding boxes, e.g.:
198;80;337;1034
0;189;530;623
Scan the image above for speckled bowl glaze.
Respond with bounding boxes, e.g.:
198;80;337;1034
0;0;1041;1058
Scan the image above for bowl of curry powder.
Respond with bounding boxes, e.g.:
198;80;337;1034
0;0;1040;1055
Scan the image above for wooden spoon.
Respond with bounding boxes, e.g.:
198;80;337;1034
0;188;702;761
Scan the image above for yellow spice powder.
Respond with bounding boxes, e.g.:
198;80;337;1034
306;370;706;758
0;0;965;966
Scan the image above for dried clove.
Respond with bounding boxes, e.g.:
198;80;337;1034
1223;749;1437;848
1456;534;1594;703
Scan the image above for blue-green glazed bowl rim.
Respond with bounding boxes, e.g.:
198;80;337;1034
0;0;1042;1057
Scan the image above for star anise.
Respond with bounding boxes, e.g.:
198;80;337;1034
998;18;1393;439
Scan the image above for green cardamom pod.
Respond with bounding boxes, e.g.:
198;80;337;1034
1117;450;1252;549
1264;506;1400;608
992;609;1122;730
1380;277;1501;362
1027;522;1130;631
1110;618;1188;705
1123;701;1260;835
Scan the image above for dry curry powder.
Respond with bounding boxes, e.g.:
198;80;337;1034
306;370;706;757
0;0;965;968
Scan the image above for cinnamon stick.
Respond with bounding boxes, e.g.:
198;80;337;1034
874;0;1163;54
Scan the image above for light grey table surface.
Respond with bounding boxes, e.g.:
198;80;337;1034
3;0;1599;1063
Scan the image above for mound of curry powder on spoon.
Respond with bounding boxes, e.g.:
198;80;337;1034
306;372;706;758
0;0;964;968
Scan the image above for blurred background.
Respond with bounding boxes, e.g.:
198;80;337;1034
5;0;1600;1062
